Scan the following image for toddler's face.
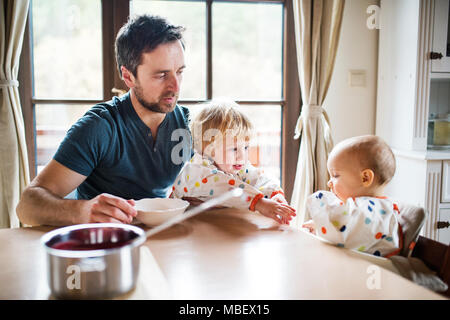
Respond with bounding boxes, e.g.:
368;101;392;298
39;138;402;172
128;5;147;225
211;137;250;175
327;151;365;201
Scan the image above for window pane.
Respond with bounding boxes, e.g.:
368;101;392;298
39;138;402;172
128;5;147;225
131;0;206;100
35;104;92;173
183;103;281;183
32;0;102;99
239;105;281;183
212;2;283;100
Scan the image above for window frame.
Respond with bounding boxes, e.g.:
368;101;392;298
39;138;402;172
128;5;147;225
18;0;300;201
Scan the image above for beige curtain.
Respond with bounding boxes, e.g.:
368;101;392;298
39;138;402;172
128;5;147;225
0;0;30;228
290;0;345;227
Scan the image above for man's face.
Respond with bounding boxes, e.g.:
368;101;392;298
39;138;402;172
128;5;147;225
127;40;185;113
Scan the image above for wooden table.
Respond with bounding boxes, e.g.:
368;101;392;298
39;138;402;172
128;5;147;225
0;208;445;300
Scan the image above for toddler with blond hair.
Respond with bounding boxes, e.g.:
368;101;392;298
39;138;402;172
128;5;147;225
304;135;403;258
171;98;296;224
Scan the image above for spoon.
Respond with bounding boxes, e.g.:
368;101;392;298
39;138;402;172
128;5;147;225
144;188;244;238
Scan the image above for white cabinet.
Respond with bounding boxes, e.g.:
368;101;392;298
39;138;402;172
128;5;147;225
377;0;450;243
438;208;450;244
385;154;450;244
432;0;450;73
442;161;450;202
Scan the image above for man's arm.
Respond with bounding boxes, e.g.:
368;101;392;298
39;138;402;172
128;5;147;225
16;160;137;226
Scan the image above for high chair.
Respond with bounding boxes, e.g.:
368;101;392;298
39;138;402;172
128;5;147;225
411;236;450;298
397;203;427;257
397;203;449;297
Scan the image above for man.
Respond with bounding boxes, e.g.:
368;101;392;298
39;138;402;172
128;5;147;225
17;15;191;226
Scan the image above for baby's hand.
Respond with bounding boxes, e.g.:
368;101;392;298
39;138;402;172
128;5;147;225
302;220;316;234
254;198;296;224
271;193;288;204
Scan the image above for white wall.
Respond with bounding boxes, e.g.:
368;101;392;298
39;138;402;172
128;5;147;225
323;0;380;144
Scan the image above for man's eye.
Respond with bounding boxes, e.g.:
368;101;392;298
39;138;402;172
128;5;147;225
244;146;249;150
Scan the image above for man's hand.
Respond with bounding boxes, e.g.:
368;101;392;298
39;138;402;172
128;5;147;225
254;198;296;224
81;193;137;224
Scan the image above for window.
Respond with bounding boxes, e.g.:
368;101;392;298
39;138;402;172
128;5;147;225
131;0;283;182
131;0;207;100
32;0;103;100
31;0;103;173
19;0;300;198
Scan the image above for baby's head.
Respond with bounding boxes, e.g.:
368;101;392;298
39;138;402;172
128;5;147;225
191;98;253;174
327;135;395;200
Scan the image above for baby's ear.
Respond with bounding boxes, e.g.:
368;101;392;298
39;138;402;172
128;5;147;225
361;169;375;187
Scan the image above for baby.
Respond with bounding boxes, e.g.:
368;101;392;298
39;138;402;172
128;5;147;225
171;98;296;224
303;135;403;258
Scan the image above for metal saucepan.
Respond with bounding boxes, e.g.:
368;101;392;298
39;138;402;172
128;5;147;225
41;189;243;299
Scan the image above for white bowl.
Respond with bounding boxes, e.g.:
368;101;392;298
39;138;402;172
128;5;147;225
134;198;190;226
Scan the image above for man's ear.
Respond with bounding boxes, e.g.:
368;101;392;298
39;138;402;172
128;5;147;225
361;169;375;187
121;66;136;88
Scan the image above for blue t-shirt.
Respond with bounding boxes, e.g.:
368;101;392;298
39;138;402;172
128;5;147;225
53;92;192;200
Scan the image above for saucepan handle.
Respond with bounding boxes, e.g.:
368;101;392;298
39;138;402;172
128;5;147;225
144;188;244;238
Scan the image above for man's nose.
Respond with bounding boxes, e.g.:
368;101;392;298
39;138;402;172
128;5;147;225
168;73;180;92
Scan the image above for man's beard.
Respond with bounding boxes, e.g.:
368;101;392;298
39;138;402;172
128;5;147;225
134;84;178;114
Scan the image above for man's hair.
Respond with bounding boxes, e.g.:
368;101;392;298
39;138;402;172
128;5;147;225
191;98;253;155
335;135;396;186
115;14;185;77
